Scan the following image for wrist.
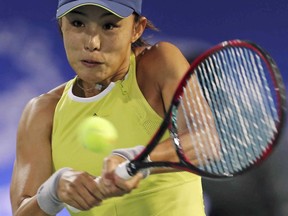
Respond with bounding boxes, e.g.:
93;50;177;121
36;167;71;215
112;145;145;161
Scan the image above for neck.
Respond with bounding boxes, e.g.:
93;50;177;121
75;76;104;97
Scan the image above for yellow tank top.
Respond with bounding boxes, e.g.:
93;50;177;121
52;54;206;216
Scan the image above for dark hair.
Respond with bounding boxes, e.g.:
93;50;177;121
132;13;159;49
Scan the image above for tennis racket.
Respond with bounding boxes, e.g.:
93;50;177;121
116;39;287;179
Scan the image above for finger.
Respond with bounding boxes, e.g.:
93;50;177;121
97;176;128;198
79;177;106;207
102;157;118;186
67;182;103;211
114;172;143;191
62;174;103;210
102;156;127;178
88;177;106;200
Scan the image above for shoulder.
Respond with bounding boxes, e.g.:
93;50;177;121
136;41;188;68
135;41;190;90
20;83;66;128
27;83;65;113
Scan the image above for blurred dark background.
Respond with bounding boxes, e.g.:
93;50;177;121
0;1;287;215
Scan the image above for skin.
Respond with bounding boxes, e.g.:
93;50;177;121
10;5;219;216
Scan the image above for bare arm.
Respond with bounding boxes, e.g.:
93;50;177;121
10;93;58;216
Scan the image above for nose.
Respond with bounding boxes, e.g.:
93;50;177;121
84;34;100;52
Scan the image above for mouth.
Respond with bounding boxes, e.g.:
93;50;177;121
81;59;103;68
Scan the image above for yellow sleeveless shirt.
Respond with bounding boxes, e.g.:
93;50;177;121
52;54;206;216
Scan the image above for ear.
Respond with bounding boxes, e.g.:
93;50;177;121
132;16;147;43
58;18;64;36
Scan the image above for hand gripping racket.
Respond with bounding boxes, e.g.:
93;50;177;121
116;40;287;179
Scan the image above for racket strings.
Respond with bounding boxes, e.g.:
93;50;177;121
205;54;243;173
223;48;268;166
236;50;274;151
197;61;231;174
222;49;260;167
178;46;278;176
237;49;277;145
204;54;245;173
182;78;220;174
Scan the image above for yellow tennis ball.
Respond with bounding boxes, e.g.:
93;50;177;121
78;117;118;154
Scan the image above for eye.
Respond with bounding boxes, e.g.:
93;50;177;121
103;23;118;30
71;20;85;28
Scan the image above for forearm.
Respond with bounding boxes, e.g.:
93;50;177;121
148;129;220;174
13;197;49;216
148;139;180;174
156;129;219;160
150;138;178;162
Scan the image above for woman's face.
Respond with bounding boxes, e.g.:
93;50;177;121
60;6;142;84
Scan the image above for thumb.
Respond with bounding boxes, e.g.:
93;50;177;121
102;157;118;186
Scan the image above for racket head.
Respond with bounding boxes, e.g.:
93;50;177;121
128;40;286;179
171;39;286;178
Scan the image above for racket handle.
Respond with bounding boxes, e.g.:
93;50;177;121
115;160;133;180
66;177;101;213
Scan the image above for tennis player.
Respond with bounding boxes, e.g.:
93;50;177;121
10;0;207;215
